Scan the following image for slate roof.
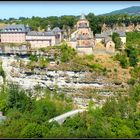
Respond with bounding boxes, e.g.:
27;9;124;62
44;31;55;36
1;24;28;33
95;29;126;39
52;27;61;32
95;34;105;38
105;37;113;44
27;31;55;36
115;30;126;37
80;13;86;20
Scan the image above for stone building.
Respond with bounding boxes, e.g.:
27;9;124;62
70;14;95;55
1;24;30;43
26;31;55;49
1;24;62;49
95;30;126;45
105;37;115;53
26;26;62;49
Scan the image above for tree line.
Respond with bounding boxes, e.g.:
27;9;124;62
2;13;140;34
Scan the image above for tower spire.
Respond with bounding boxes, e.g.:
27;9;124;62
80;13;86;20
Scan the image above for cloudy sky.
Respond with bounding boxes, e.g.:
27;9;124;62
0;1;140;19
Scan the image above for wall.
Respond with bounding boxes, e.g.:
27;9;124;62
76;47;93;55
95;38;103;44
26;35;56;48
106;41;115;53
1;33;26;43
120;37;126;44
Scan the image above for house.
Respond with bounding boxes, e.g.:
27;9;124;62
1;24;30;43
26;31;56;48
95;34;105;43
95;29;126;45
105;37;115;53
26;26;63;49
52;27;63;44
116;30;126;45
0;24;62;49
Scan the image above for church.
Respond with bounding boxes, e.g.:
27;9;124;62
69;13;95;55
69;13;126;55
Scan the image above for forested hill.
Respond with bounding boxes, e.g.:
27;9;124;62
103;6;140;15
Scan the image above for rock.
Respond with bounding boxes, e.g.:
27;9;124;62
0;76;3;85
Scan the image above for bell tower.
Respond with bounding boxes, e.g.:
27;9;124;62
76;13;94;55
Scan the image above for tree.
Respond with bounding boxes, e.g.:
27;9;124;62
6;84;33;112
114;53;129;68
20;123;43;138
112;32;122;50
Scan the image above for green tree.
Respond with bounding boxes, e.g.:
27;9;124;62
112;32;122;50
20;123;43;138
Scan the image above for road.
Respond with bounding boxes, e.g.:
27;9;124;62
49;109;87;125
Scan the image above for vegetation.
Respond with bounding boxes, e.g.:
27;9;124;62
112;32;122;50
0;61;5;80
0;83;73;138
2;12;140;34
0;81;140;138
114;53;129;68
27;55;50;69
104;6;140;16
1;11;140;138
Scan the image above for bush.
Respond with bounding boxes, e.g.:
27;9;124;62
112;32;122;50
20;123;43;138
114;53;129;68
29;54;38;62
58;44;77;63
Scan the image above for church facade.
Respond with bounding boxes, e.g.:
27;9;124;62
70;14;95;55
70;14;126;55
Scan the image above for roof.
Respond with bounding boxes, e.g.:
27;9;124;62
27;31;55;36
80;13;86;20
102;30;112;36
1;24;28;33
52;27;61;32
115;30;126;37
44;31;55;36
95;34;105;38
105;37;113;44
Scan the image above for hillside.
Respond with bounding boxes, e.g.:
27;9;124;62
103;6;140;15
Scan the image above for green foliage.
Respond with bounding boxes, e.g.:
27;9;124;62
0;83;74;138
130;83;140;102
114;53;129;68
0;87;8;112
112;32;122;50
127;78;136;85
6;84;33;112
130;66;140;83
126;45;139;67
58;43;77;63
29;54;38;62
126;32;140;67
20;123;43;138
0;61;5;78
38;57;49;68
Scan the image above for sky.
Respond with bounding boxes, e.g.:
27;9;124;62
1;1;140;19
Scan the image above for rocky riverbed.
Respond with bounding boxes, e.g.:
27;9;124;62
0;55;129;108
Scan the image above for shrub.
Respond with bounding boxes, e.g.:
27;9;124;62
114;53;129;68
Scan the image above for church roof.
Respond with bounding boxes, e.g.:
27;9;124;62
80;13;86;20
52;27;61;32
